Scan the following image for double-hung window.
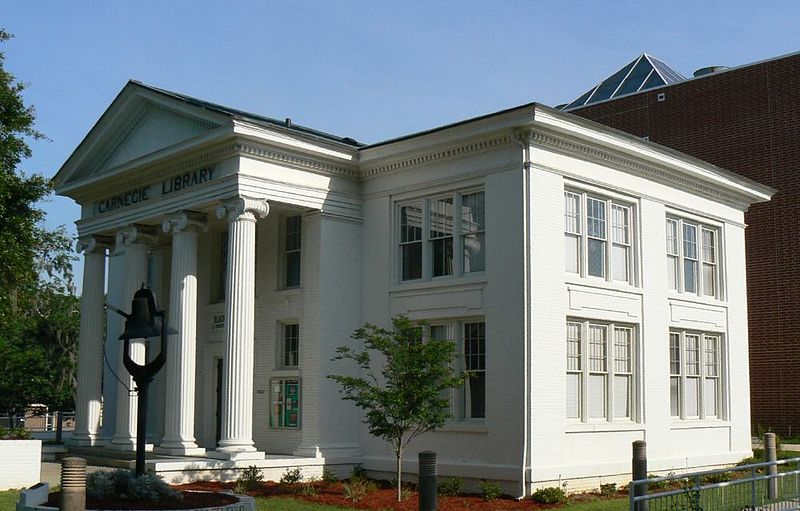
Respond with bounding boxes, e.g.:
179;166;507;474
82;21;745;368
426;320;486;420
666;217;720;298
565;190;634;284
670;331;722;420
399;190;485;282
567;320;636;422
282;323;299;368
284;215;302;288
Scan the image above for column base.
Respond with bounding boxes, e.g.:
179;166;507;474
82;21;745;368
66;435;105;447
207;449;265;461
154;445;207;457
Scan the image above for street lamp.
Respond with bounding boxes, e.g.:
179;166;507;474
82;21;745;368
108;285;174;476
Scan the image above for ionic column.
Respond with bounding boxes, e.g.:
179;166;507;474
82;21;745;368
69;235;113;446
109;225;158;451
208;197;268;460
156;212;206;456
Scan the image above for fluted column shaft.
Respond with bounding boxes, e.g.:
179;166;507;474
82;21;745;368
157;212;206;455
110;226;155;450
210;197;268;460
70;236;110;446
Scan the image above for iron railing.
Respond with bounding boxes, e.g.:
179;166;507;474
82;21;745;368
630;458;800;511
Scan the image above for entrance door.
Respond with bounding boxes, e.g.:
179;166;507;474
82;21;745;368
215;358;223;444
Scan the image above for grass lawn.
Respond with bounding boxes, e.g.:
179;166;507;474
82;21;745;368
0;489;20;511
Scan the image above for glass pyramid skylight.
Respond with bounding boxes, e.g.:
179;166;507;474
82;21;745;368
561;54;686;110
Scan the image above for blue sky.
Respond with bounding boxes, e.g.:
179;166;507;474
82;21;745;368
4;0;799;290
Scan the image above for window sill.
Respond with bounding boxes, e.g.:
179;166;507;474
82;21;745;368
667;293;727;308
272;369;300;378
670;419;730;430
566;421;644;433
276;286;302;295
391;274;487;294
436;421;488;434
564;277;643;295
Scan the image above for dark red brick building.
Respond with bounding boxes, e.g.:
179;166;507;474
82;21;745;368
569;52;800;436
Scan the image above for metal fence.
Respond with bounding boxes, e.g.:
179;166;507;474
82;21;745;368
0;411;75;431
630;458;800;511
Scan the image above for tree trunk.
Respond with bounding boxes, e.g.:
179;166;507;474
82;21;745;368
396;449;402;501
55;410;63;443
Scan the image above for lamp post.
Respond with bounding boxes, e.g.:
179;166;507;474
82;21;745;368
108;285;174;476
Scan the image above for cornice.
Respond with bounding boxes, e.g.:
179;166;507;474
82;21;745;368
528;129;753;210
360;133;516;179
235;141;360;179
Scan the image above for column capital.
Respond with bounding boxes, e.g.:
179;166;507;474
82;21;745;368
115;224;159;247
76;235;114;254
162;211;208;235
215;197;269;223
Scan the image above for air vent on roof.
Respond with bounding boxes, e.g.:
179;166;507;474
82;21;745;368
693;66;729;77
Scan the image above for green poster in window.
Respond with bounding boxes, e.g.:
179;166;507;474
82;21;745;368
284;381;300;428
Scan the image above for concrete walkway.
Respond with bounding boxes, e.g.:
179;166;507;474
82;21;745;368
40;462;111;487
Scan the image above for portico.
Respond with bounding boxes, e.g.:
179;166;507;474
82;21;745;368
55;81;364;472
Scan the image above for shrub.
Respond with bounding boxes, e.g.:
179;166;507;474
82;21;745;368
322;467;339;483
438;477;464;497
86;470;181;502
233;465;263;494
479;480;503;501
342;478;376;502
702;471;732;484
531;486;566;504
299;479;318;496
350;464;368;480
599;482;617;496
280;467;303;485
0;427;32;440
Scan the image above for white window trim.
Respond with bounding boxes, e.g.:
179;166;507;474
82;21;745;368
279;214;303;289
277;322;300;369
669;330;725;421
397;188;485;284
666;216;723;300
423;318;486;422
564;188;637;286
567;319;639;424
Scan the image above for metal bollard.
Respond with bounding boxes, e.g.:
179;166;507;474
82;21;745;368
632;440;648;511
418;451;437;511
765;432;778;500
61;457;87;511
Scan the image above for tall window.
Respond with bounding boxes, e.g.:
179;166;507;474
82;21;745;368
566;320;636;422
282;323;299;368
284;215;302;287
565;190;633;284
399;190;485;281
216;230;229;302
666;217;720;298
423;319;485;421
670;331;723;420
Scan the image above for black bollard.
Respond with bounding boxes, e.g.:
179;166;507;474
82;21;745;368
419;451;437;511
632;440;648;511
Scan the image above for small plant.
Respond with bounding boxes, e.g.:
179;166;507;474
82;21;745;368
0;427;32;440
531;486;567;504
322;467;339;483
233;465;263;494
399;483;413;501
479;480;503;501
299;479;319;496
342;478;376;502
438;476;464;496
701;471;732;484
599;482;617;496
350;463;368;481
86;469;181;502
280;467;303;485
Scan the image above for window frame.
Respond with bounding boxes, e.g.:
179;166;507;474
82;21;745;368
669;330;725;421
279;322;300;369
423;318;486;422
281;214;302;289
564;188;636;286
397;188;485;283
566;319;638;423
666;216;723;299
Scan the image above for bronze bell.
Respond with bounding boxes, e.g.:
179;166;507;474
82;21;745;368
119;286;161;340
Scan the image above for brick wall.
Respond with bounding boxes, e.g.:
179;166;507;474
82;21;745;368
571;53;800;435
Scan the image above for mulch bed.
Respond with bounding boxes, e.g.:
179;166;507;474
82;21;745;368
176;480;626;511
47;490;238;510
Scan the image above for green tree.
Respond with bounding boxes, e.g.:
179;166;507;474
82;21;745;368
0;29;78;431
329;316;464;501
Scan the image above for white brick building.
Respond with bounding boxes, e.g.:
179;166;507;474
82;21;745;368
54;81;773;493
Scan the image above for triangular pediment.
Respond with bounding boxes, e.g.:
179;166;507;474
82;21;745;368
54;82;231;191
